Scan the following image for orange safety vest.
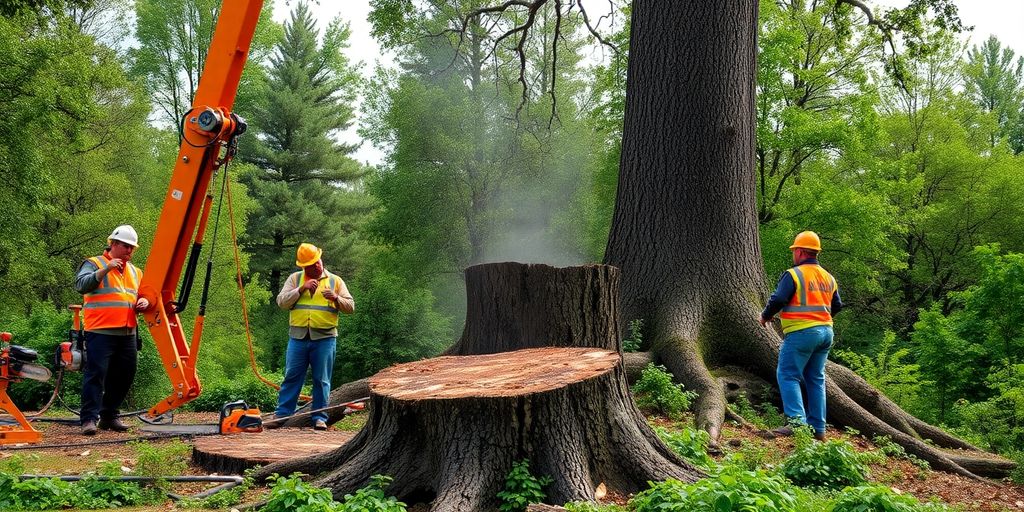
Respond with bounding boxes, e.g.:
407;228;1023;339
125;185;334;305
82;254;142;331
288;271;343;330
779;263;837;335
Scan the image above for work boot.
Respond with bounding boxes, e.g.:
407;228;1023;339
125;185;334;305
313;419;328;431
814;431;827;442
82;420;97;436
770;425;794;437
98;417;130;432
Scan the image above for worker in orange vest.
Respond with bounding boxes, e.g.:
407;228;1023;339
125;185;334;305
74;225;150;436
269;243;354;430
759;231;843;441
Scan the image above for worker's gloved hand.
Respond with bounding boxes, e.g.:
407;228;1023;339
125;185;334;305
322;289;338;301
758;316;769;328
136;297;150;311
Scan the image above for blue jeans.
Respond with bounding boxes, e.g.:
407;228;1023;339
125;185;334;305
81;332;138;424
777;325;833;434
275;336;336;424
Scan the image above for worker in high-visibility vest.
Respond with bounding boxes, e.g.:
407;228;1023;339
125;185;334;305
74;225;150;436
759;231;843;441
270;243;355;430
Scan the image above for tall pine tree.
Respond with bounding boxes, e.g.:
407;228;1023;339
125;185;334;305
241;1;369;294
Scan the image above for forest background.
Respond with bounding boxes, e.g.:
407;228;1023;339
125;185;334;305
2;0;1023;468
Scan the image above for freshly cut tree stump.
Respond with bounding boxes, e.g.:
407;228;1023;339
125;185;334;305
192;429;355;474
257;346;702;511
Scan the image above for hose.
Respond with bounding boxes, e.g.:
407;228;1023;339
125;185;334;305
16;474;244;500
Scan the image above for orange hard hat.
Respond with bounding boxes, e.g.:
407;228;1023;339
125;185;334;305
295;243;322;267
789;231;822;252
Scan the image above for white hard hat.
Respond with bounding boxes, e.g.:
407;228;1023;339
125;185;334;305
107;225;139;247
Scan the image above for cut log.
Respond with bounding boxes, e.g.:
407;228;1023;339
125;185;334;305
258;346;703;511
192;429;355;475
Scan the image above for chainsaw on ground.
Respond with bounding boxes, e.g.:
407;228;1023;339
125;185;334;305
137;399;263;435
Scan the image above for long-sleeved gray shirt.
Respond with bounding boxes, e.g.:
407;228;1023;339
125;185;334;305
277;269;355;341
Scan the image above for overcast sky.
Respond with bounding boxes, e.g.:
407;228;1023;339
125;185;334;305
270;1;1024;166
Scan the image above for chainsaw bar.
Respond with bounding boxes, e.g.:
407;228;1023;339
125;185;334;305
138;423;220;435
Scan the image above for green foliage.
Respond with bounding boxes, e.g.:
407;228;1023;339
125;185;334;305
722;440;777;471
656;427;716;470
871;435;930;472
831;485;954;512
240;1;370;296
187;370;283;412
261;473;406;512
731;392;787;430
632;364;698;420
0;470;158;510
338;475;406;512
335;265;450;383
622;319;643;352
497;460;553;512
781;439;869;490
835;331;925;409
631;468;798;512
261;473;339;512
131;439;191;479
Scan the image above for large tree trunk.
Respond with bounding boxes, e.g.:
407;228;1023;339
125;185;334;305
604;0;1009;478
261;263;703;509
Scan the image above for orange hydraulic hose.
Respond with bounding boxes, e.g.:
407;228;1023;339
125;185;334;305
225;174;310;401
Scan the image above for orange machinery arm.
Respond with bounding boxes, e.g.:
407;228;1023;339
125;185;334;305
137;0;264;420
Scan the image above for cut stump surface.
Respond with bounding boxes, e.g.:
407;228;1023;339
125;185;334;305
370;347;620;399
192;429;355;475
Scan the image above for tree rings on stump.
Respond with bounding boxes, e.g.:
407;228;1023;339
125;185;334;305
286;347;702;512
192;429;355;474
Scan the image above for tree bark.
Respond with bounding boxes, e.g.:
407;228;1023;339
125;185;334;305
257;347;702;511
603;0;1011;478
259;263;703;510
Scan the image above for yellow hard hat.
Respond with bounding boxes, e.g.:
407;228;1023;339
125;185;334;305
295;243;322;267
789;231;822;252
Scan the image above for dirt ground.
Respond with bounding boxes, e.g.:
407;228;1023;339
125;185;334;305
2;411;1022;511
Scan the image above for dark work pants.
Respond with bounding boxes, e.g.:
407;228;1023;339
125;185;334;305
81;331;138;424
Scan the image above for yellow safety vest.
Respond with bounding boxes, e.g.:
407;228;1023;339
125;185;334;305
779;263;837;334
288;271;342;330
82;253;142;331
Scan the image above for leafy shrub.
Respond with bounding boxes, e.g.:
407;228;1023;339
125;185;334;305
871;435;930;471
631;468;798;512
186;371;282;412
831;485;954;512
338;475;406;511
261;473;338;512
781;439;868;490
622;319;644;352
731;392;786;429
632;364;698;420
722;440;777;471
497;460;553;512
656;426;716;470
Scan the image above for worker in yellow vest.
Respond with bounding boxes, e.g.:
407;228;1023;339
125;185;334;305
759;231;843;441
74;225;150;436
270;243;355;430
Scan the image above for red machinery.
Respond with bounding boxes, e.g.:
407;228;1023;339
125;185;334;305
1;332;52;444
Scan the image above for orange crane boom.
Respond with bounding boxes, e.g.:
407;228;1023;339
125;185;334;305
136;0;264;420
